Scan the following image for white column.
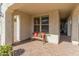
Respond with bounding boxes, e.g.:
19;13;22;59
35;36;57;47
16;15;21;41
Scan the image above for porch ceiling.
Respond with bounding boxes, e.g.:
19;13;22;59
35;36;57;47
10;3;78;19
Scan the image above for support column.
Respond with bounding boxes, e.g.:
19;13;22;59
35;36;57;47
67;19;72;36
72;16;79;45
14;15;21;42
48;11;60;44
1;10;13;45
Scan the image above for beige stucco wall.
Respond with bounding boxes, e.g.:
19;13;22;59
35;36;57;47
70;5;79;45
49;11;60;35
72;16;79;41
20;12;32;40
13;11;32;41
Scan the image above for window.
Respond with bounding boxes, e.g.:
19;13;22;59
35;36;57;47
34;25;40;32
41;25;49;33
34;17;40;24
41;16;49;24
34;17;40;32
34;16;49;33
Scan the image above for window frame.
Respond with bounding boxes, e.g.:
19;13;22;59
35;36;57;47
33;15;49;33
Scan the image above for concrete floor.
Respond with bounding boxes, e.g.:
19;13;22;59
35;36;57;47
13;36;79;56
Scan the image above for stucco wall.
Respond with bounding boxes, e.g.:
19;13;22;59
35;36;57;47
70;5;79;44
4;11;13;45
14;11;32;41
49;11;60;35
20;12;32;40
72;16;79;42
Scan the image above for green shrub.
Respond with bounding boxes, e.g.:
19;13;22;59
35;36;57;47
0;45;12;56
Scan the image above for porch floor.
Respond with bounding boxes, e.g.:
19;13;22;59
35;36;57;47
13;36;79;56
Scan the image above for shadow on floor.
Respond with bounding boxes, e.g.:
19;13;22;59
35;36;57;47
12;38;35;46
13;35;71;46
59;35;71;44
13;48;25;56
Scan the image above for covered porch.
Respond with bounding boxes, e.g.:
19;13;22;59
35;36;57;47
0;3;79;46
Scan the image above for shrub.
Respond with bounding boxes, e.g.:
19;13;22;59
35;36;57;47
0;44;12;56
